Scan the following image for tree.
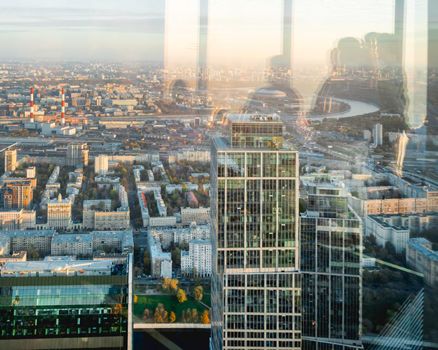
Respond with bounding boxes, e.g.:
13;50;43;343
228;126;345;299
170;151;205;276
169;311;176;323
169;278;179;291
201;310;210;324
133;295;138;304
191;308;199;322
176;288;187;303
194;286;203;301
171;246;181;267
143;308;150;321
154;303;168;323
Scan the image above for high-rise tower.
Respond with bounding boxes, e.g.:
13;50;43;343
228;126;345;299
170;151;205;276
301;181;363;350
210;114;301;350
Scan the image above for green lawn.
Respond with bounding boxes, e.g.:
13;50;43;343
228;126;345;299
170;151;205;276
133;294;207;323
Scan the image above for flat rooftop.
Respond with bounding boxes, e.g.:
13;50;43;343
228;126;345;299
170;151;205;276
226;113;282;123
0;259;114;277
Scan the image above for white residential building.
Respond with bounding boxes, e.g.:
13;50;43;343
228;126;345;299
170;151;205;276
94;154;109;175
51;234;93;256
147;233;172;278
0;209;36;230
47;194;72;229
365;215;410;253
180;207;210;225
181;240;212;277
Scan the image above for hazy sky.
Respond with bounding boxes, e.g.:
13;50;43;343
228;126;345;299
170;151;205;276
0;0;399;67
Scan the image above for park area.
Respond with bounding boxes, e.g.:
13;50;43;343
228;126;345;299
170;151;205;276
133;294;210;324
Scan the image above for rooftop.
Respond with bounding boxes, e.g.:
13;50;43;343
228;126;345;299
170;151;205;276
408;237;438;262
227;113;282;123
0;259;114;277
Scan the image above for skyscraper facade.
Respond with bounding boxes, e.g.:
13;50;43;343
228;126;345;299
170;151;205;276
301;182;363;350
211;114;301;350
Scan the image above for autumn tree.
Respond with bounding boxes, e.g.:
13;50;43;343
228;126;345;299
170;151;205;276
169;311;177;323
154;303;169;323
194;286;203;301
143;308;150;321
201;310;210;324
191;308;199;322
133;295;138;304
176;288;187;303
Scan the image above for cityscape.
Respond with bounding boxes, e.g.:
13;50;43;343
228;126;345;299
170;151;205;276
0;0;437;349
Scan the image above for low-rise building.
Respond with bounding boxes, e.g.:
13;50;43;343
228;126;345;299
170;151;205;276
147;233;172;278
0;209;36;230
365;215;410;253
91;230;134;254
406;238;438;287
6;230;57;256
150;223;210;249
0;251;27;264
180;207;210;225
51;234;94;257
83;188;130;230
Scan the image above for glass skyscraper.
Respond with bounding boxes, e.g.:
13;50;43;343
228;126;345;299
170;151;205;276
301;182;363;350
210;114;301;350
0;255;133;350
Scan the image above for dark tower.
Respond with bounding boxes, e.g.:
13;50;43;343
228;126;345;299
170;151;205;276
427;0;438;132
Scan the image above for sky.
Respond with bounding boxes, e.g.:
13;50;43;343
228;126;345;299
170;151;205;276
0;0;414;69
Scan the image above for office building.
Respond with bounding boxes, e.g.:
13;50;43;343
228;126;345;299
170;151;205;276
47;194;72;229
0;255;133;349
211;114;301;350
66;143;89;167
95;155;109;175
181;239;212;278
406;237;438;287
4;149;17;173
301;182;363;350
1;181;33;209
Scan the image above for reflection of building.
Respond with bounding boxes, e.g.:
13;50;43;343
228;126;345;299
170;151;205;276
4;149;17;173
181;239;212;277
373;123;383;146
427;0;438;132
301;182;363;350
66;143;89;167
47;194;72;229
406;237;438;286
211;114;301;350
0;255;133;350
